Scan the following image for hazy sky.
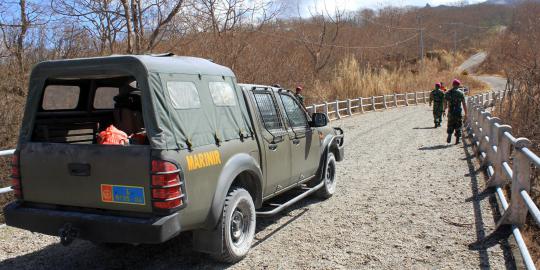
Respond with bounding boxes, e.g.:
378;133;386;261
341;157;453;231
281;0;487;17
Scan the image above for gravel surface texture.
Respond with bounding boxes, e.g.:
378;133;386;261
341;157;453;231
0;105;516;269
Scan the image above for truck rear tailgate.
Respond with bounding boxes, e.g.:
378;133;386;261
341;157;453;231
19;143;152;213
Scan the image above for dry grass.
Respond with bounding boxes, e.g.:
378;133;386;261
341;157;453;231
308;53;488;103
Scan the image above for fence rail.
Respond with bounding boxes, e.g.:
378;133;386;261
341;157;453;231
466;89;540;270
306;90;430;121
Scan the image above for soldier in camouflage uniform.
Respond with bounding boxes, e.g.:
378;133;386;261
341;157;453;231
429;83;445;128
295;85;305;105
444;79;468;144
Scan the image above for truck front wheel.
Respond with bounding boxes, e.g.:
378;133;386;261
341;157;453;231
213;187;256;263
316;152;337;199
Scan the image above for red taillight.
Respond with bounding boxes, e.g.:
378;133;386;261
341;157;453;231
151;160;178;173
11;166;19;178
153;199;182;209
151;160;184;210
152;174;180;187
11;153;22;199
152;186;181;199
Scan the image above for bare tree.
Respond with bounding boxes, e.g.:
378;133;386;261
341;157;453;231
119;0;187;53
0;0;48;82
193;0;275;36
189;0;280;69
296;5;343;74
51;0;124;55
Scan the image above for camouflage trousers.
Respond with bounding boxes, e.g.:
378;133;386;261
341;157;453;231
447;115;463;138
433;102;444;125
433;106;444;125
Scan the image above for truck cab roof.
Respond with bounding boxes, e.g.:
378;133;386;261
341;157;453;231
238;84;295;93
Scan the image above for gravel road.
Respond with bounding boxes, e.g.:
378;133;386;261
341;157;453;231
0;105;516;269
474;75;507;92
458;52;487;74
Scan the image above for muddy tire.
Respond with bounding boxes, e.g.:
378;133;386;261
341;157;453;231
316;152;337;199
212;187;256;263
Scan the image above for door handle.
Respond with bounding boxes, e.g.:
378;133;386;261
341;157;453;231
292;139;300;145
268;144;278;151
68;163;91;176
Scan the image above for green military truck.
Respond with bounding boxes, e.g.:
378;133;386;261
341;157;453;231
4;54;344;262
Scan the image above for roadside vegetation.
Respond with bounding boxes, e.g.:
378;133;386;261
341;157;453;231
310;52;486;101
480;2;540;265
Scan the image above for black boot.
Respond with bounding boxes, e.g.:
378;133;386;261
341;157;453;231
455;136;460;145
447;134;452;143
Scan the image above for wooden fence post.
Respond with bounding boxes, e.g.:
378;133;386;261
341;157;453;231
414;92;418;105
383;95;388;109
312;104;317;113
360;98;364;113
393;93;398;107
371;96;376;111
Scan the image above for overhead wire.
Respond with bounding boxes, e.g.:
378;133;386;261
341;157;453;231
361;17;422;31
259;30;419;50
425;33;471;44
438;22;490;29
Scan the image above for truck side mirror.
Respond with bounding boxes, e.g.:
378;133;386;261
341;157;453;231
310;113;328;127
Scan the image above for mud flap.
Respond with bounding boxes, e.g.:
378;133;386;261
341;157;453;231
192;227;223;255
59;223;79;246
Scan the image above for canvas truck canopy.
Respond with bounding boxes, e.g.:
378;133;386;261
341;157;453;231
19;55;253;150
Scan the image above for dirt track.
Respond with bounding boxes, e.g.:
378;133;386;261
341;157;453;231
458;52;487;74
0;105;517;269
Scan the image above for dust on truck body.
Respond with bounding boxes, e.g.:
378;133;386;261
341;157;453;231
4;54;344;262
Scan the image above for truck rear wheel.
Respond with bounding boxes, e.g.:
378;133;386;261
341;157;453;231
316;152;337;199
213;187;256;263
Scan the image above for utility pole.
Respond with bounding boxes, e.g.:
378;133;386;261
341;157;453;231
453;29;457;55
417;14;424;61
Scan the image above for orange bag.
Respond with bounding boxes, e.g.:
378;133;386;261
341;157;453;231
97;125;129;145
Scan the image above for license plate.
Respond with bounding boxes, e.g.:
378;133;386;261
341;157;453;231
101;184;145;205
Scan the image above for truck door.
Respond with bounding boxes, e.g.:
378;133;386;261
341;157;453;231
277;93;320;182
251;90;293;195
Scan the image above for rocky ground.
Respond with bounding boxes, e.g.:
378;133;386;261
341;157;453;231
0;104;517;269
